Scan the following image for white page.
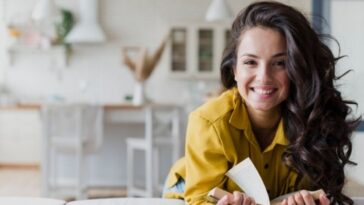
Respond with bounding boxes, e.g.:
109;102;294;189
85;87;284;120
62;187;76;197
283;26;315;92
226;158;270;205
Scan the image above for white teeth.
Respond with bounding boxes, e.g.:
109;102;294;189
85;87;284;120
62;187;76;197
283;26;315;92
254;88;274;95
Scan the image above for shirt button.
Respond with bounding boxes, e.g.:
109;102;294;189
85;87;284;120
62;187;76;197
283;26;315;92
264;163;269;169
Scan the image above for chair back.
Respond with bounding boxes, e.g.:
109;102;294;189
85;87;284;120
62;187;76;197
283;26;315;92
41;103;103;152
81;104;103;151
145;104;181;160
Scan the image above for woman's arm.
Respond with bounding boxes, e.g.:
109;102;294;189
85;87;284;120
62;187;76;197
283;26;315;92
184;113;230;205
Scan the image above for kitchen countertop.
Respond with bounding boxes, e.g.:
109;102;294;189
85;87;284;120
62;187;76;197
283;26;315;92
0;103;41;110
0;103;173;111
0;103;143;110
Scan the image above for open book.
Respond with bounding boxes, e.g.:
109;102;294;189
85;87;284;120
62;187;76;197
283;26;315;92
207;158;324;205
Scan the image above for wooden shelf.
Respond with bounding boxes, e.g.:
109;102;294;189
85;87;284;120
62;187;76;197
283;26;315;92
6;45;68;67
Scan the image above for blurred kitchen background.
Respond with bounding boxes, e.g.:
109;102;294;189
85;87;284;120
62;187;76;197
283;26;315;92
0;0;363;201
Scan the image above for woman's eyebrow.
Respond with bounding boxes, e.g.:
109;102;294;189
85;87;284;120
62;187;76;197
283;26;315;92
239;53;258;58
239;52;287;58
272;52;287;58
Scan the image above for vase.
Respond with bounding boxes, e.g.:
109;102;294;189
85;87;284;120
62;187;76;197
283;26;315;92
132;81;145;105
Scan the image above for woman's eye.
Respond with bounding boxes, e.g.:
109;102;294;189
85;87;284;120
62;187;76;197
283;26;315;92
273;60;286;67
243;60;256;66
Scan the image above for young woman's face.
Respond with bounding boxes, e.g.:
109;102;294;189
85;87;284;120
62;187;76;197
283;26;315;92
234;27;290;114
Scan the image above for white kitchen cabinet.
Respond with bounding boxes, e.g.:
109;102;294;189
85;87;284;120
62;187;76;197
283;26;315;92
0;109;42;164
169;22;231;80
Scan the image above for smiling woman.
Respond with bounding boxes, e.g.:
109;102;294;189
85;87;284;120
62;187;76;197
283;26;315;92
163;1;360;205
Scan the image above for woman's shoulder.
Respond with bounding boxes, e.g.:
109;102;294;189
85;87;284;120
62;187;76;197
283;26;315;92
191;88;237;123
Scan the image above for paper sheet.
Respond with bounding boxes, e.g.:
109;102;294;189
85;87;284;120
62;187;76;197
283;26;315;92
226;158;270;205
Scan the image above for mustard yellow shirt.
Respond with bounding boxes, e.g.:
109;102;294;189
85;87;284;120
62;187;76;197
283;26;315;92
164;88;311;204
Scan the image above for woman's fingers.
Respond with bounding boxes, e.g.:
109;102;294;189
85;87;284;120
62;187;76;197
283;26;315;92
281;190;329;205
218;190;328;205
242;193;251;205
287;195;297;205
241;193;256;205
319;193;330;205
232;191;244;204
300;190;316;205
217;191;256;205
294;192;305;205
216;194;231;205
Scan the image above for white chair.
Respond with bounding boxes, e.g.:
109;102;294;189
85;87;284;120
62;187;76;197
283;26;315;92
126;105;181;197
41;103;103;200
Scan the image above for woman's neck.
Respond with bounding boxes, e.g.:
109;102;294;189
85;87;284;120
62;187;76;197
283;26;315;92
246;106;281;150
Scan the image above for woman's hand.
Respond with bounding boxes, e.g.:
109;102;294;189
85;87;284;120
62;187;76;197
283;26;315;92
216;191;256;205
281;190;330;205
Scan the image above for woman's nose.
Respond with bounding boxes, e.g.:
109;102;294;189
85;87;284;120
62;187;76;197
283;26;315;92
256;64;272;82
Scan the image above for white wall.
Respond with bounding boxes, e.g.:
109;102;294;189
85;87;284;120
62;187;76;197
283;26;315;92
331;0;364;196
0;0;311;105
345;132;364;196
331;0;364;117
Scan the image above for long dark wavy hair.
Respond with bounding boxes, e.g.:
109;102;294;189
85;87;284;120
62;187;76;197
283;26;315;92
221;1;361;204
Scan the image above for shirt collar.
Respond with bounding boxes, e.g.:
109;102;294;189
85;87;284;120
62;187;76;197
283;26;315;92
263;119;289;152
229;88;257;146
229;87;250;131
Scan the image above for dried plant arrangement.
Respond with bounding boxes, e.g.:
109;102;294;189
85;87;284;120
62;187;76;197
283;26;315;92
122;33;169;82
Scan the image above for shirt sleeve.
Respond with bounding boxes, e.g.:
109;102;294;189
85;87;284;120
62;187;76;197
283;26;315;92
184;112;229;205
